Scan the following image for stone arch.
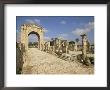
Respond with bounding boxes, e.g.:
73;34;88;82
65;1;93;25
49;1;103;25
28;31;40;49
20;24;44;51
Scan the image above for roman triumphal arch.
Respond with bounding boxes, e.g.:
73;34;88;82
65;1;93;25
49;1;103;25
20;24;44;51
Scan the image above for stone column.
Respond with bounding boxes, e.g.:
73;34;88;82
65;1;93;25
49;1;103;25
65;41;68;53
81;34;87;61
20;24;27;62
38;29;44;51
25;30;29;51
39;38;43;51
74;42;78;51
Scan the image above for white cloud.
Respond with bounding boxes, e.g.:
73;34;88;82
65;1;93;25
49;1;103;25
34;19;40;24
72;21;94;36
85;21;94;30
26;19;41;25
28;34;38;42
26;19;35;24
60;20;66;24
43;28;48;33
58;33;68;39
44;36;51;41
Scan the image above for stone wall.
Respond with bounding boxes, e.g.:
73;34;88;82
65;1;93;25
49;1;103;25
16;42;24;74
44;38;69;55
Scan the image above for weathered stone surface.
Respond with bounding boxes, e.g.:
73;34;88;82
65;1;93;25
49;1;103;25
21;24;44;51
22;48;94;74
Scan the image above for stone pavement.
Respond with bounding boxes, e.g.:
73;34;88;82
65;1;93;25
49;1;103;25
22;48;94;74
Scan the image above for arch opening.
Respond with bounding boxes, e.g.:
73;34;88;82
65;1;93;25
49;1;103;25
28;31;40;49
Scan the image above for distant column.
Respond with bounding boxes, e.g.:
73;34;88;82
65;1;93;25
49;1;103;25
80;34;87;61
74;42;78;51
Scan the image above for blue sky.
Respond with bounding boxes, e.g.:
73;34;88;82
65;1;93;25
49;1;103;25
16;16;94;44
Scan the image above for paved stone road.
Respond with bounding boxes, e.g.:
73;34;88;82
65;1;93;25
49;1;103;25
22;48;94;74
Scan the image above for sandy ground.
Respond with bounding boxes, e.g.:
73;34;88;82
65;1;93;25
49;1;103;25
22;48;94;74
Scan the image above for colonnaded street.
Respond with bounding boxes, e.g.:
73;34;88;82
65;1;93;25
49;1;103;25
22;48;94;74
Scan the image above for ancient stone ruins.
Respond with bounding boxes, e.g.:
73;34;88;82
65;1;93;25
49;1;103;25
16;24;94;74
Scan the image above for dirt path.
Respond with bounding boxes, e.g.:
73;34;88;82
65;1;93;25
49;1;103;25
22;48;94;74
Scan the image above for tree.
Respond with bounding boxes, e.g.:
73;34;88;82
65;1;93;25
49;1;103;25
75;38;79;43
69;41;75;45
68;41;75;51
51;38;55;41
